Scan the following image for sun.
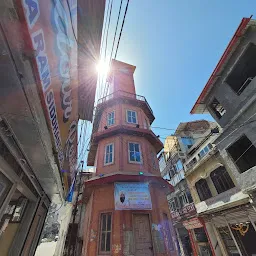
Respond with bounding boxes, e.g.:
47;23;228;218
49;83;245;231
96;60;109;75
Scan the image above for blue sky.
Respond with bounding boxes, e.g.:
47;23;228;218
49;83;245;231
79;0;255;166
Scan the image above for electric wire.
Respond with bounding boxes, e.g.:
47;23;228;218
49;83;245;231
102;0;130;99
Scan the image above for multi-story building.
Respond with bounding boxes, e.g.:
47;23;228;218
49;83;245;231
81;60;178;256
0;1;105;255
160;120;217;256
190;17;256;256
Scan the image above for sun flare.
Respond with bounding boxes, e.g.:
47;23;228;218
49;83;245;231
96;61;109;75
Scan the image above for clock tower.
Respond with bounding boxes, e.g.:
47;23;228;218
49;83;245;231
82;60;178;256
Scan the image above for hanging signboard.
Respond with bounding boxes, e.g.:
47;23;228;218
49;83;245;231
20;0;78;191
183;217;203;230
114;182;152;210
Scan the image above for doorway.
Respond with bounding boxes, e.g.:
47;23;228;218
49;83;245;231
133;214;154;256
232;223;256;256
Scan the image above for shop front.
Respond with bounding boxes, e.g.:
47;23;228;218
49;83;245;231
183;217;215;256
171;202;197;256
210;205;256;256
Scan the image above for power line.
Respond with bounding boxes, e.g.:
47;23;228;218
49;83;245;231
102;0;130;98
99;0;115;100
114;0;130;59
102;0;124;98
109;0;124;63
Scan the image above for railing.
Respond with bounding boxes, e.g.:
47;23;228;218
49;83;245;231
185;147;217;173
97;90;154;116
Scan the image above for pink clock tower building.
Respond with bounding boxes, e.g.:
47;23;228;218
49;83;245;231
82;60;178;256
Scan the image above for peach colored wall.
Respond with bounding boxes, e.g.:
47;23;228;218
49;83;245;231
82;193;94;255
113;72;136;94
95;135;160;176
97;103;150;133
84;184;178;256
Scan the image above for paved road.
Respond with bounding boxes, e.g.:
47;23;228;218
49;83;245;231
35;241;57;256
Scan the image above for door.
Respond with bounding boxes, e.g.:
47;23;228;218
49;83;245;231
133;214;153;256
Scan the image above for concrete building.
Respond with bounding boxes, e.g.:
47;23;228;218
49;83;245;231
191;17;256;256
82;60;178;256
160;120;218;256
159;135;195;256
0;0;105;255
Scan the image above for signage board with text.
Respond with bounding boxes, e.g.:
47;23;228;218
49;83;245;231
114;182;152;210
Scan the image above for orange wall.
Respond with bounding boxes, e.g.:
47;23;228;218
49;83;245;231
83;184;178;256
95;135;160;176
97;103;150;133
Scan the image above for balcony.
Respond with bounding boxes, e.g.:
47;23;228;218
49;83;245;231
185;147;218;176
93;90;155;131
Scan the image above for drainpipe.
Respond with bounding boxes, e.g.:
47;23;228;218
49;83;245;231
224;217;242;256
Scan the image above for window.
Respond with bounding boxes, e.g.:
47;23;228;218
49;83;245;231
107;111;115;126
169;168;176;178
210;167;235;194
198;144;212;158
168;199;176;212
227;135;256;173
104;144;114;165
163;173;170;181
175;159;183;172
128;142;142;163
179;192;189;208
168;197;179;211
126;110;137;124
226;43;256;95
174;197;179;209
195;179;212;201
99;213;112;253
181;137;194;148
186;191;193;203
210;98;226;119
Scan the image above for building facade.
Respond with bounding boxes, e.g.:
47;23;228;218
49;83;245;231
160;120;219;256
191;17;256;256
0;0;105;255
82;60;178;256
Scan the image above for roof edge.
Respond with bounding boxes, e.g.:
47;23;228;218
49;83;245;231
190;16;252;114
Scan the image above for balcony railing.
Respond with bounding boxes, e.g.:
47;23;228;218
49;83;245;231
97;90;154;116
185;147;217;173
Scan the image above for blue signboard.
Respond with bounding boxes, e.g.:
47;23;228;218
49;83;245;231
114;182;152;210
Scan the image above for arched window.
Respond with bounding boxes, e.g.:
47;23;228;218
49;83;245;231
210;167;235;194
195;179;212;201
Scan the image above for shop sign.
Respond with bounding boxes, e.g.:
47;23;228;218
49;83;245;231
20;0;78;190
114;182;152;210
171;203;197;222
183;217;203;230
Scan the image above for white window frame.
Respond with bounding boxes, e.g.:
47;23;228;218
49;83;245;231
179;192;189;206
104;143;114;165
128;142;143;164
126;110;138;124
107;111;115;126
